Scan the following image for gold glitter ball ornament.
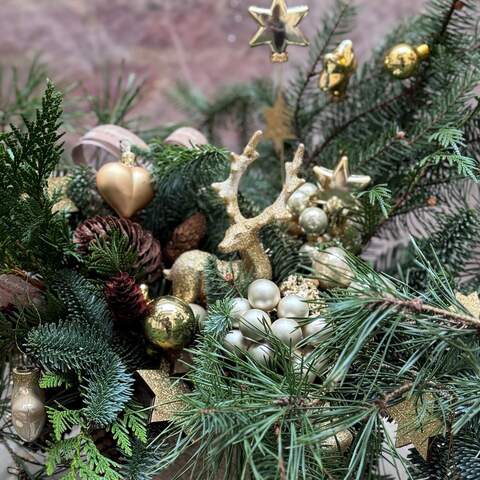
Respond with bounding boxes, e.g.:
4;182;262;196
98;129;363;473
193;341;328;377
248;0;309;63
144;296;196;351
319;39;357;98
384;43;430;79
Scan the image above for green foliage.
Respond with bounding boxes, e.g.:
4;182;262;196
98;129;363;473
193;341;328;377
356;184;392;219
84;230;138;278
121;441;160;480
0;81;73;273
40;371;72;389
47;407;83;441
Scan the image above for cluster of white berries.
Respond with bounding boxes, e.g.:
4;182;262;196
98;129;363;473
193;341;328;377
223;279;329;382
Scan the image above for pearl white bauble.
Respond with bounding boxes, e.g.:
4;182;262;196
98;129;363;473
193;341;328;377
248;343;273;366
230;297;251;327
311;247;353;289
189;304;207;327
248;279;281;311
299;207;328;235
271;318;303;347
224;330;248;352
292;352;316;383
297;182;319;199
287;190;310;216
277;295;309;318
240;309;272;341
299;243;318;259
302;317;330;344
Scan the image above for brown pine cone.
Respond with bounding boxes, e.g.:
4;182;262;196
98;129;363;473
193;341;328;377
73;216;162;282
105;272;151;326
165;213;207;264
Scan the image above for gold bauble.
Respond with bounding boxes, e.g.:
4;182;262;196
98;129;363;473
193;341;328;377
144;296;196;351
384;43;430;79
11;367;46;442
96;143;154;218
321;429;354;453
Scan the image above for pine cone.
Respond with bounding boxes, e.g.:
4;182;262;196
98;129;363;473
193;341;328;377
165;213;207;264
104;272;151;326
74;216;162;282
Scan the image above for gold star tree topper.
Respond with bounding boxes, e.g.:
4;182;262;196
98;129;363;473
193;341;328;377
313;156;371;202
388;394;442;460
248;0;309;63
263;92;296;157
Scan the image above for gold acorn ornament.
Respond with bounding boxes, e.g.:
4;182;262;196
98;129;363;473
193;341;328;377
11;367;46;442
144;295;196;351
319;40;357;99
96;140;154;219
384;43;430;79
248;0;309;63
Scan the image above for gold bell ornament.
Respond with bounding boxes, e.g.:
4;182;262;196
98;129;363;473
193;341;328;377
248;0;309;63
96;140;154;219
384;43;430;79
319;40;357;98
11;367;46;442
144;295;196;351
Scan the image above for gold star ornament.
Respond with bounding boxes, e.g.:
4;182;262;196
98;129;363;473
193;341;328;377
136;367;188;423
313;156;371;202
248;0;309;63
387;394;442;460
263;91;296;157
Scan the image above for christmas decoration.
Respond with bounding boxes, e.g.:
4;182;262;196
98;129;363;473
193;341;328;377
384;43;430;79
224;329;248;352
321;429;354;453
189;303;207;327
271;317;303;346
319;39;357;98
164;127;208;148
263;91;296;157
167;131;305;303
74;215;162;283
144;295;196;351
240;308;272;341
455;291;480;318
11;367;46;442
247;279;281;311
248;0;309;63
387;394;442;460
0;274;44;313
279;275;321;305
247;343;273;365
164;213;208;264
311;246;353;289
47;175;78;214
72;124;148;169
96;141;154;218
104;272;151;326
230;297;252;327
298;206;328;236
277;294;309;318
136;367;187;423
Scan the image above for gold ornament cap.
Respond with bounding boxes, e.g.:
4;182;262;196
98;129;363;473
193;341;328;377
415;44;430;60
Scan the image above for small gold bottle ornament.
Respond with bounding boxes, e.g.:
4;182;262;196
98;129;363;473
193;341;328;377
11;367;46;442
384;43;430;79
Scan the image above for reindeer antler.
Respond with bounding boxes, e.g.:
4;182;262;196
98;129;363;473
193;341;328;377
211;131;305;280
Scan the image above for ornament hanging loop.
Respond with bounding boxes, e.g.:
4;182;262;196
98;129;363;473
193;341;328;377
120;140;136;166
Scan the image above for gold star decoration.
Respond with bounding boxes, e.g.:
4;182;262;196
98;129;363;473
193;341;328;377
263;92;296;157
313;156;371;202
248;0;309;63
387;394;442;461
136;367;188;423
455;291;480;318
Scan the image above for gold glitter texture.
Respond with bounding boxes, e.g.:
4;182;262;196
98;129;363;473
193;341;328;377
48;176;78;214
137;367;188;423
212;130;305;280
248;0;309;63
455;291;480;318
387;394;442;460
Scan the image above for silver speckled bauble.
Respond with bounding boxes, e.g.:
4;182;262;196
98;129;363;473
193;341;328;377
189;304;207;327
312;247;353;289
230;297;251;327
240;309;272;341
224;330;248;352
297;182;319;199
277;295;309;319
248;279;281;312
302;317;329;345
271;318;303;347
248;343;273;366
287;190;310;216
299;207;328;235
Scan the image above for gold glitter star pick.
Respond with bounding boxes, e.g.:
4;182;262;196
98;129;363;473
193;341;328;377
388;394;442;460
248;0;309;63
137;367;188;423
263;91;296;157
313;156;371;201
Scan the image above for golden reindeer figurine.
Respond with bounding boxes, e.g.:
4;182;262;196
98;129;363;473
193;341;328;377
163;131;305;304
